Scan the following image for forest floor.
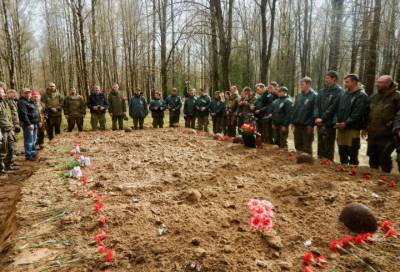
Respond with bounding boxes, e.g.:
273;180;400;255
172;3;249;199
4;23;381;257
0;128;400;272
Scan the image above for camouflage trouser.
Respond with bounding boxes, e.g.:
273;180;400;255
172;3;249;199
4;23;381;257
0;130;15;169
212;116;224;134
294;125;314;154
152;117;164;128
184;116;196;129
46;116;61;140
226;114;237;137
67;116;84;132
317;126;336;161
112;115;124;130
197;116;209;132
273;126;288;149
91;113;106;130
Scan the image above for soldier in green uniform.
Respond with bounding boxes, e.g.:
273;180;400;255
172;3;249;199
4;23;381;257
64;87;86;132
334;74;368;166
291;77;317;154
237;87;255;131
165;88;182;127
314;71;344;160
183;89;197;129
222;91;230;135
4;88;20;159
225;86;240;137
149;91;166;128
195;88;211;132
87;85;109;130
210;91;226;134
365;75;400;173
31;91;46;149
108;83;126;130
253;83;272;143
129;88;148;130
41;82;64;140
270;86;292;149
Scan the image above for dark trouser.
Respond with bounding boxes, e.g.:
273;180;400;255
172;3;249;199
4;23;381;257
273;126;288;148
133;118;144;129
197;116;209;132
0;130;16;168
212;116;224;134
237;116;244;134
37;125;45;146
294;125;314;154
152;116;164;128
317;126;336;161
185;116;196;129
46;116;61;140
91;113;106;130
23;125;37;160
112;115;124;130
265;118;274;144
68;116;84;132
226;114;237;137
169;112;180;127
367;141;396;173
222;117;228;135
257;118;268;143
339;138;360;165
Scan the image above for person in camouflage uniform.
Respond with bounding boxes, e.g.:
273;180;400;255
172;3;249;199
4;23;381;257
365;75;400;173
4;88;21;160
108;83;126;130
165;88;182;127
41;82;64;140
31;91;46;149
64;87;86;132
195;88;211;132
225;86;240;137
291;77;317;154
270;86;293;149
314;71;344;161
149;91;166;128
210;91;226;134
87;86;108;130
237;87;255;132
183;89;197;129
334;74;368;166
129;88;148;130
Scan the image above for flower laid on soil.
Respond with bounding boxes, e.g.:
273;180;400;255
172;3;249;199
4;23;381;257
248;198;274;233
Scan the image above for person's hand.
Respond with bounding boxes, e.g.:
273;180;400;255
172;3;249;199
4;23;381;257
211;113;216;116
281;126;288;133
272;124;276;129
51;107;57;113
306;125;313;134
99;106;105;111
28;124;34;131
65;115;69;119
361;130;368;140
201;107;205;111
335;122;346;130
315;118;323;126
255;110;260;114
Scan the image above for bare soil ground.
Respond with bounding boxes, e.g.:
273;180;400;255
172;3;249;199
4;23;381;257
0;128;399;272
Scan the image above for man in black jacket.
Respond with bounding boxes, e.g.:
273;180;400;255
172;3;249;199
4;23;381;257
87;86;109;130
334;74;368;165
17;88;39;161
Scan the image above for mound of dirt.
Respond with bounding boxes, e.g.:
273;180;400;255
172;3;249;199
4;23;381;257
1;129;400;272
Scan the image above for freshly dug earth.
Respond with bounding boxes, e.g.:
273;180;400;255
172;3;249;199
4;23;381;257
1;128;400;272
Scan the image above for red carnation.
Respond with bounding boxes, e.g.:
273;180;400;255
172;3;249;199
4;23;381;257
99;215;107;225
338;165;346;172
105;249;113;262
362;173;371;180
350;167;358;176
385;229;398;238
341;235;353;248
95;202;104;214
304;265;316;272
98;246;106;254
380;220;395;232
315;256;329;269
329;240;343;252
81;176;89;186
303;252;314;265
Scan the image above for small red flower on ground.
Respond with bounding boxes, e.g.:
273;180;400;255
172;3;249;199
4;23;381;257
303;252;314;265
95;202;104;214
329;240;343;252
350;167;358;176
105;249;113;262
315;256;329;269
304;265;316;272
341;235;353;248
385;229;398;238
99;215;107;225
380;220;395;232
98;246;106;254
338;165;346;172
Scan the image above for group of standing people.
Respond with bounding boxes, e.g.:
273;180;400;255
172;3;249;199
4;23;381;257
2;70;400;176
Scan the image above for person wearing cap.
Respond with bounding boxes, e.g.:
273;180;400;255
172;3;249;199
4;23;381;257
129;88;148;129
31;91;46;150
291;77;317;154
195;88;211;132
314;70;344;161
41;82;64;140
17;88;39;161
209;91;225;134
64;87;86;132
364;75;400;173
87;85;108;130
334;74;368;166
108;83;126;130
183;88;197;129
165;88;182;127
270;86;292;148
149;90;166;128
